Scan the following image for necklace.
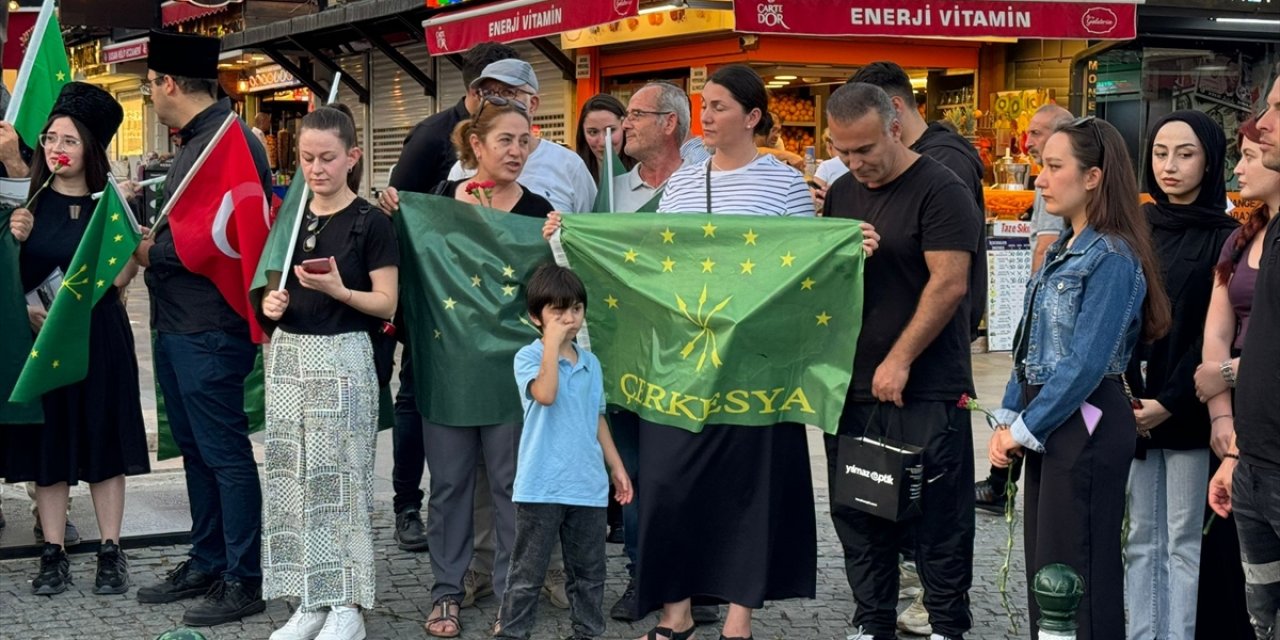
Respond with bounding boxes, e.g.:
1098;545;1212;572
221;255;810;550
303;208;343;252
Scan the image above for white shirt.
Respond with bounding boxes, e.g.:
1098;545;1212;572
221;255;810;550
448;140;597;212
814;157;849;186
658;154;815;216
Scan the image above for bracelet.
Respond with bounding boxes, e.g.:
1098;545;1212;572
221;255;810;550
1211;415;1234;425
1221;359;1238;388
1224;452;1239;460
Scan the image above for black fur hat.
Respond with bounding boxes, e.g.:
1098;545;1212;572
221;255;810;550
48;82;124;148
148;29;221;80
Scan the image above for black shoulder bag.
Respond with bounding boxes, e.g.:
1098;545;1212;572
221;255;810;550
349;203;397;386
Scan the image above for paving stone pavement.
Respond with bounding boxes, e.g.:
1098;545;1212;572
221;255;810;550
0;487;1028;640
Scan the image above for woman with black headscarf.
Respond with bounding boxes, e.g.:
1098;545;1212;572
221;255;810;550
1123;110;1238;640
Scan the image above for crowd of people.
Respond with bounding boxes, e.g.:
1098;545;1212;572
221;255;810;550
2;26;1280;640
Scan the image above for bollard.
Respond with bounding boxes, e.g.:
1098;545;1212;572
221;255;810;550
154;629;208;640
1032;563;1085;640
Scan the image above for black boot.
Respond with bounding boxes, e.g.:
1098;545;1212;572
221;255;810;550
182;578;266;626
610;579;641;621
136;559;216;604
94;540;130;595
395;508;429;552
31;543;71;596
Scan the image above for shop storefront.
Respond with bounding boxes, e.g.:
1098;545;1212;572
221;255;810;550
240;62;313;178
1072;0;1280;186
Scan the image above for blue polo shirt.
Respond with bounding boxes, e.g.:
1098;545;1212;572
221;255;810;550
513;339;608;507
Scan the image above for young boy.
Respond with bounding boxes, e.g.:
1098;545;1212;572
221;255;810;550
497;264;632;640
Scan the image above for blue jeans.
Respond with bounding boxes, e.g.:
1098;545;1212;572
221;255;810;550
609;410;640;575
1125;448;1210;640
155;330;261;580
497;502;607;639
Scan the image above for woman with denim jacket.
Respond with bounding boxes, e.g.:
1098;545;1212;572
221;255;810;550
1123;110;1238;640
987;117;1171;640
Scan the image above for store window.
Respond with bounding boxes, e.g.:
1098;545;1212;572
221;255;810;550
1091;42;1278;190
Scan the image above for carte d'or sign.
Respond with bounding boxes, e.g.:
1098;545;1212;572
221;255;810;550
736;0;1138;40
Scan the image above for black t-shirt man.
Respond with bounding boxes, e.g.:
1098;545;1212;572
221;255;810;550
1235;213;1280;468
825;154;982;402
388;98;471;195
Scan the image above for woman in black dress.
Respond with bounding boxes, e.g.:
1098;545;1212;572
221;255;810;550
2;82;148;596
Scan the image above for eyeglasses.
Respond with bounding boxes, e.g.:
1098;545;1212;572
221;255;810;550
481;86;535;102
624;109;673;122
475;94;529;119
38;133;81;150
1069;116;1105;165
139;74;167;97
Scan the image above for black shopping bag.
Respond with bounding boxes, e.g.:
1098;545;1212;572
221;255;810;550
834;434;924;522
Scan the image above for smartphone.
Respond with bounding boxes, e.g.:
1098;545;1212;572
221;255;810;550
301;258;332;274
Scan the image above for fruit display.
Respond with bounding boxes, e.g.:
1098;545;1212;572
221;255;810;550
780;127;815;155
768;93;816;124
983;188;1037;219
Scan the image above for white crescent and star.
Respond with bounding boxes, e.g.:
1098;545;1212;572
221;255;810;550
211;190;240;259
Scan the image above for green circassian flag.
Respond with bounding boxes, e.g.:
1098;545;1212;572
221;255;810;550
554;212;864;434
396;191;552;426
1;191;43;423
10;177;140;403
4;0;71;149
249;169;307;302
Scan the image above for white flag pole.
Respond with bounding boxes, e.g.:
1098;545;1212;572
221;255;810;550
144;113;238;239
605;126;615;213
5;0;56;124
275;72;342;291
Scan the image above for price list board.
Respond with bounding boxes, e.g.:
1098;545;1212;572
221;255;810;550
986;233;1032;352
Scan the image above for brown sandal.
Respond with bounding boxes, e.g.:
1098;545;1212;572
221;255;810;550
425;597;461;638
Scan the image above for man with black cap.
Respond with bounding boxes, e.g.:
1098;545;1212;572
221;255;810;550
376;41;521;556
133;29;272;628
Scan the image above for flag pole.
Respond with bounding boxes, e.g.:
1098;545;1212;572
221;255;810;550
5;0;56;123
605;126;615;213
145;113;238;239
275;73;342;292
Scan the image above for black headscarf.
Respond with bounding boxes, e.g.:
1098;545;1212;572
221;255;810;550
1142;110;1236;231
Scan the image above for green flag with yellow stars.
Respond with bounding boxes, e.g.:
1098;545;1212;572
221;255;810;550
1;200;43;423
554;212;864;434
9;177;141;403
396;191;553;426
3;0;71;149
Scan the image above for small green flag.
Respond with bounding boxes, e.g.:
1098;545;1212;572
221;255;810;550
0;197;43;423
556;212;864;434
10;177;140;403
396;191;553;426
249;169;307;307
4;0;71;149
592;127;630;213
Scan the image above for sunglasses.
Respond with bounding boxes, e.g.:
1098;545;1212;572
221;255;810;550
475;94;529;119
302;212;334;253
1069;116;1106;165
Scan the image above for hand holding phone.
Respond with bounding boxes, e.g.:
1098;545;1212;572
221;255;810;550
301;257;332;274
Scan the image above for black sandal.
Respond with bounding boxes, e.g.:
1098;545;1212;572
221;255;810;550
425;597;461;638
646;626;696;640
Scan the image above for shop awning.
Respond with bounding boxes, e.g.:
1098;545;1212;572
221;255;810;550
423;0;639;55
733;0;1140;41
161;1;237;27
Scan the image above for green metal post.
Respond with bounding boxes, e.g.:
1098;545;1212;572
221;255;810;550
1032;563;1085;640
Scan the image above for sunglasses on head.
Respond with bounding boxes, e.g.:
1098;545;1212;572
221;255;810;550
1069;115;1106;164
476;94;528;119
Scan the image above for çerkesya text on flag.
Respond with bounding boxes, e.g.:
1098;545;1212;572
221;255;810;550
161;113;271;343
395;191;553;427
3;0;71;149
9;177;141;403
553;212;864;434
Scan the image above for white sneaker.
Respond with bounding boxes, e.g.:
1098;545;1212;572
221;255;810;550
316;605;366;640
270;608;328;640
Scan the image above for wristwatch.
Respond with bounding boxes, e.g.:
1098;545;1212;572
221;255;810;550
1221;359;1237;388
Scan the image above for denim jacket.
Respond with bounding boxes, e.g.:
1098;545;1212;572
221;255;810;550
992;225;1146;452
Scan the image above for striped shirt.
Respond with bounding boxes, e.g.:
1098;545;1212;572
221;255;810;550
657;154;815;216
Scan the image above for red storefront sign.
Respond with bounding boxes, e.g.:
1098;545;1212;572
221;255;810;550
425;0;639;55
161;0;237;27
102;39;150;65
734;0;1138;40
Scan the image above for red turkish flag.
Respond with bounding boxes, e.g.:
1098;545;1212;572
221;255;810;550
165;115;271;342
